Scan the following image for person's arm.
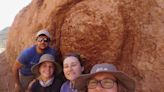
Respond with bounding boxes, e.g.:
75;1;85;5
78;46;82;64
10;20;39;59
12;60;23;92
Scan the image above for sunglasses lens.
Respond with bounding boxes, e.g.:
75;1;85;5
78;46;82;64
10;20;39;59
37;38;49;42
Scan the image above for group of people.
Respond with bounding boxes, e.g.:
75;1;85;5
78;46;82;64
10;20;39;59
12;29;135;92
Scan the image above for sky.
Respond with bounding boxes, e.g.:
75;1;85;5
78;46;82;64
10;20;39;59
0;0;32;31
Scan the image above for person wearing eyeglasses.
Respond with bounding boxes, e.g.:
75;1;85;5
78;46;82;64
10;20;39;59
12;29;58;92
60;53;85;92
74;63;135;92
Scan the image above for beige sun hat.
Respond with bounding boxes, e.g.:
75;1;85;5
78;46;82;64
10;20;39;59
31;54;61;76
36;29;51;39
74;63;135;92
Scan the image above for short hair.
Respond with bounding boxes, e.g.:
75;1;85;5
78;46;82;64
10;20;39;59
117;82;128;92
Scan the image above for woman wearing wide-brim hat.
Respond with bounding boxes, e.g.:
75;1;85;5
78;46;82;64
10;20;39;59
74;63;135;92
27;54;63;92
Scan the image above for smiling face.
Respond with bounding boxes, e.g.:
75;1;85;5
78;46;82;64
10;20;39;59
88;73;118;92
63;56;84;81
35;35;49;51
39;61;55;79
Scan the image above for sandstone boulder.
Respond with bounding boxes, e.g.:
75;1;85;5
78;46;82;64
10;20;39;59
3;0;164;92
0;52;14;92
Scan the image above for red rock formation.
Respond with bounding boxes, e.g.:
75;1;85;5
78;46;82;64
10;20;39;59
2;0;164;91
0;52;14;92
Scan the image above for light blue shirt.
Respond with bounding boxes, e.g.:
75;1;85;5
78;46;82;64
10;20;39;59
60;81;77;92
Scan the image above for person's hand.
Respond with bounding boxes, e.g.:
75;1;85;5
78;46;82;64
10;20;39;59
14;83;22;92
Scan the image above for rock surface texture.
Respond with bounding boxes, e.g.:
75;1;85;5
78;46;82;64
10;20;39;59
1;0;164;92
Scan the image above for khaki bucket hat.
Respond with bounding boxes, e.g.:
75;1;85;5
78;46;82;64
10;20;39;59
31;54;61;76
74;63;135;92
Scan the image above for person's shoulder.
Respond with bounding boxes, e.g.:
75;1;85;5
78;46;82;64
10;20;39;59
21;45;36;54
60;81;69;92
17;45;35;61
26;45;36;52
61;81;70;88
46;47;57;55
27;79;38;91
47;46;56;51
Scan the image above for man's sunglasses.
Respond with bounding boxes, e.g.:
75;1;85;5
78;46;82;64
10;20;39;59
36;37;50;42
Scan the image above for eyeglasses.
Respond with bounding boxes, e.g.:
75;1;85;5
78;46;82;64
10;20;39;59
87;78;116;89
36;37;50;42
